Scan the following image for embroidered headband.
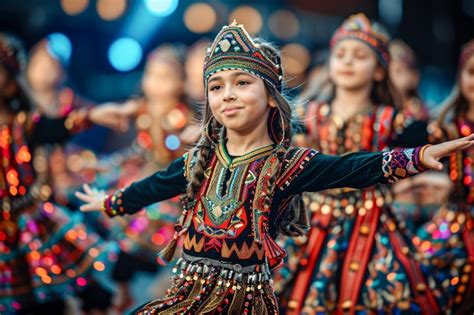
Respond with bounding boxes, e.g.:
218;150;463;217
330;13;390;68
203;21;283;92
459;39;474;70
389;39;417;70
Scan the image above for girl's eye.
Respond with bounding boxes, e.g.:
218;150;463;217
355;52;368;59
237;80;249;86
209;85;221;91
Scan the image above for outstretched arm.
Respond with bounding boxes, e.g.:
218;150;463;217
76;156;187;216
286;134;474;194
29;103;131;146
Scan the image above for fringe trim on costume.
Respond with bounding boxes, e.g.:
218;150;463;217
157;228;187;263
263;233;286;268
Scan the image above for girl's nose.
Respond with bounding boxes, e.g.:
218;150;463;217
223;85;237;102
342;54;353;64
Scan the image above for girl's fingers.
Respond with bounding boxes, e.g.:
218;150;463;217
432;160;443;171
435;140;473;158
80;204;99;212
75;191;92;202
422;155;442;170
447;140;473;154
462;133;474;141
83;183;93;195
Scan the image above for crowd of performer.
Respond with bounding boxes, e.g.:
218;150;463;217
0;12;473;315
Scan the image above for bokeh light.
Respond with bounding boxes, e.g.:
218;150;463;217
97;0;127;21
281;43;311;75
46;33;73;65
61;0;89;16
228;6;263;35
165;135;181;151
144;0;179;17
108;37;143;71
269;10;300;39
184;3;217;33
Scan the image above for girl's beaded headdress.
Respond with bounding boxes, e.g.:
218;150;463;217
330;13;391;68
203;21;283;92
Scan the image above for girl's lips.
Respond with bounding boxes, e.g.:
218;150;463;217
222;107;242;115
338;70;355;76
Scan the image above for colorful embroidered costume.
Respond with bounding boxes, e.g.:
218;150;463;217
0;34;111;313
0;110;111;313
102;141;429;314
280;14;439;315
417;100;474;312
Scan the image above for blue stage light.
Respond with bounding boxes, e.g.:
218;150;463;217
108;37;143;71
165;135;181;150
144;0;178;17
46;33;72;65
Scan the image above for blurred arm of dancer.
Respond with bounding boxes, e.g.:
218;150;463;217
89;98;140;132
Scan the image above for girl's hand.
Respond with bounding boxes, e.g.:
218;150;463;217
422;134;474;170
179;123;201;144
75;183;107;212
88;104;130;132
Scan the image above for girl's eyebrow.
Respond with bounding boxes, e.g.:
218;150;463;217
209;71;255;84
232;71;254;78
208;76;222;84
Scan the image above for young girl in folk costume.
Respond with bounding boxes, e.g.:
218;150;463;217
25;38;101;207
388;39;451;231
281;14;443;314
26;37;119;314
416;39;474;314
95;44;197;311
0;33;126;314
76;21;473;314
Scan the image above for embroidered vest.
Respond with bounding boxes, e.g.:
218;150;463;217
171;143;316;269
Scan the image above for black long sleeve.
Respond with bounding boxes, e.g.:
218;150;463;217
28;116;72;146
285;146;427;195
105;157;187;216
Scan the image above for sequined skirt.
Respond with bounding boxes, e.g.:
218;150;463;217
135;253;279;314
415;203;474;314
0;201;111;313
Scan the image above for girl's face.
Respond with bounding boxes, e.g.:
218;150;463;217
26;50;63;92
389;60;419;96
329;39;385;90
142;59;183;100
207;70;275;133
460;55;474;104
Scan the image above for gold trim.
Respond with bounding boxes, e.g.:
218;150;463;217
216;141;274;169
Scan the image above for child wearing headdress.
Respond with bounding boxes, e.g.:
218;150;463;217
279;14;444;314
